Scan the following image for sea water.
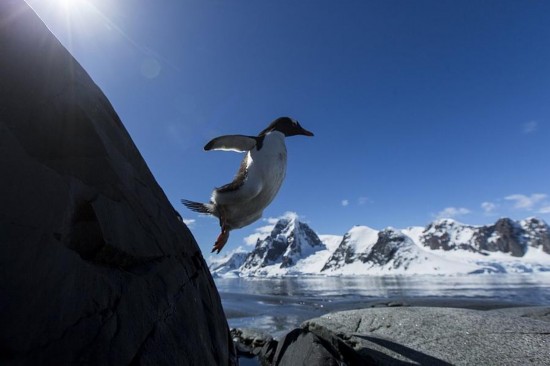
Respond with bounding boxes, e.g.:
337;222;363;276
215;273;550;339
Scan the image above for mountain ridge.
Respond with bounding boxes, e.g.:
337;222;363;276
209;216;550;277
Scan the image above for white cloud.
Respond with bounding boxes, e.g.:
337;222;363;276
358;196;369;205
243;225;273;246
182;218;196;227
522;120;538;134
198;213;217;219
481;201;497;214
342;197;369;206
435;207;471;220
243;212;300;246
537;206;550;214
504;193;547;210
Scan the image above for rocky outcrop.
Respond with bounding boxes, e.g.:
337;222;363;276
321;227;426;274
473;218;528;256
421;219;480;252
230;328;277;363
321;226;378;272
0;1;233;364
298;306;550;365
521;217;550;254
359;229;408;266
271;327;372;365
321;232;356;271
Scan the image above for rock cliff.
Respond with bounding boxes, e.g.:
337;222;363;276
0;1;233;364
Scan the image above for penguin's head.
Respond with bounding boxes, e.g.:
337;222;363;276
260;117;314;137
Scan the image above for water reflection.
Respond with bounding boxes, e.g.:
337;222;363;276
217;274;550;299
215;274;550;338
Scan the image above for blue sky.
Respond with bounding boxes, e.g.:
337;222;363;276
28;0;550;256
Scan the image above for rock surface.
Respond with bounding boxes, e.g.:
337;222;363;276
0;1;233;364
302;306;550;365
272;327;373;366
486;306;550;323
231;327;277;364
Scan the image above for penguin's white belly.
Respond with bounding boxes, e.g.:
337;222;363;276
220;132;287;229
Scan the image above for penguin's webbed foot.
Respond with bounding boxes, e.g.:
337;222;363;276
212;228;229;254
212;206;229;254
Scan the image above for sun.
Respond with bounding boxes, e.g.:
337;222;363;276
44;0;112;37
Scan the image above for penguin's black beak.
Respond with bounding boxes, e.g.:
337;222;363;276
299;127;314;137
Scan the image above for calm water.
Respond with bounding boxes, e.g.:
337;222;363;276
215;274;550;338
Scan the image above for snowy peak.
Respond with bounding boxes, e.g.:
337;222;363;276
359;228;410;267
421;219;479;252
240;217;325;273
209;249;249;276
321;226;378;271
322;227;427;274
520;217;550;254
474;218;527;256
419;217;550;256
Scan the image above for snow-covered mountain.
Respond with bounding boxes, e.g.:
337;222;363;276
209;249;249;276
417;217;550;256
320;226;478;275
239;216;326;276
210;217;550;277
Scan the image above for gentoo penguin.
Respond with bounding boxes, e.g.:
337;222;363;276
181;117;313;254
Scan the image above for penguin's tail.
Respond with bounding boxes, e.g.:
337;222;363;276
181;199;217;216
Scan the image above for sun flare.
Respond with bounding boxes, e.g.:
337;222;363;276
56;0;84;13
39;0;113;39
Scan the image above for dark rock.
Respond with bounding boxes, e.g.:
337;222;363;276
386;301;407;307
420;218;547;257
0;1;233;365
474;218;527;256
322;227;422;273
271;328;372;366
359;229;405;266
421;220;479;252
424;230;453;251
321;233;354;271
231;328;273;351
258;339;278;364
522;217;550;254
230;328;278;365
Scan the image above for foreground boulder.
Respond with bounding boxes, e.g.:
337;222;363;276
0;1;233;364
301;306;550;365
272;327;373;365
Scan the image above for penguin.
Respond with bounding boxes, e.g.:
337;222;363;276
181;116;314;254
